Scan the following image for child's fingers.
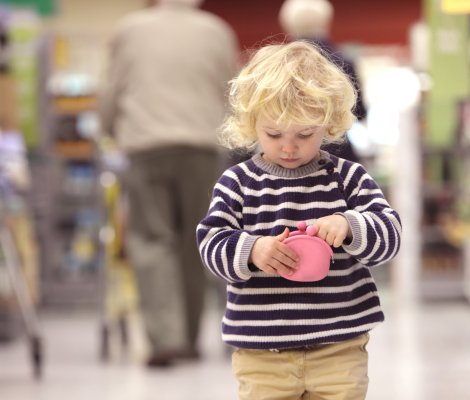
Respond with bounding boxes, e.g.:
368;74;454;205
275;227;290;241
269;258;297;276
260;265;278;276
315;225;328;242
251;231;299;275
332;233;347;248
274;247;298;268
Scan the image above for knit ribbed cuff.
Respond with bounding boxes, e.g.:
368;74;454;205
336;210;363;253
235;233;262;279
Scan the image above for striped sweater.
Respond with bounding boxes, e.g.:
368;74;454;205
197;151;401;349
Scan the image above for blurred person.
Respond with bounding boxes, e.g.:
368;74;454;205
99;0;238;367
0;27;30;190
197;41;402;399
0;28;18;135
279;0;367;162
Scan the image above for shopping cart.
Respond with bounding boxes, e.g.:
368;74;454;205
0;162;43;378
97;138;138;361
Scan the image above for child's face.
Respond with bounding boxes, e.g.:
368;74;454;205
255;115;327;169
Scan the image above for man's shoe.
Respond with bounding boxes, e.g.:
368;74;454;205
146;351;180;368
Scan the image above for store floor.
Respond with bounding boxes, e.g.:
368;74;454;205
1;290;470;400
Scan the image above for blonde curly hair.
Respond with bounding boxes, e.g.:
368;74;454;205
220;40;357;150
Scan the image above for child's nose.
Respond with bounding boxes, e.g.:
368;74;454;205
282;140;298;153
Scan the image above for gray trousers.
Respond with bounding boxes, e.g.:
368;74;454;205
125;145;219;355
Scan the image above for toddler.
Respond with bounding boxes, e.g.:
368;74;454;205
196;41;401;400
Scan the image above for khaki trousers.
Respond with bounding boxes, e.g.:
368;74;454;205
126;145;219;355
232;334;369;400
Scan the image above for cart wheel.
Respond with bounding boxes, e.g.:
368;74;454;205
31;335;43;379
101;324;110;361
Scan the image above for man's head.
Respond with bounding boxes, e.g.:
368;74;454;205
279;0;333;39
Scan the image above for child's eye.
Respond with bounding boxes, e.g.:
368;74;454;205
299;133;314;139
266;132;281;138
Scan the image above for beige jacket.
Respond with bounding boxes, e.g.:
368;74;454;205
99;4;238;154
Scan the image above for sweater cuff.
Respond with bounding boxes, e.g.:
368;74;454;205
235;233;262;279
335;211;363;253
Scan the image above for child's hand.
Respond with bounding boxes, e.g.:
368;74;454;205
249;228;299;276
313;215;352;248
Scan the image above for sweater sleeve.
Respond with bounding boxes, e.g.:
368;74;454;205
196;168;259;283
338;161;402;267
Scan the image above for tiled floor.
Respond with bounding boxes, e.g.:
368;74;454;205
1;289;470;400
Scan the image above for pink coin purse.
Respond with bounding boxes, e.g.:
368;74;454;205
279;221;333;282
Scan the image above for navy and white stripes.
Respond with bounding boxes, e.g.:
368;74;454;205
196;151;401;349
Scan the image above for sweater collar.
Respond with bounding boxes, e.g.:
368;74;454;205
251;150;332;178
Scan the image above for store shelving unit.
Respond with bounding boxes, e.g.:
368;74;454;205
418;101;470;300
34;33;103;306
420;147;464;298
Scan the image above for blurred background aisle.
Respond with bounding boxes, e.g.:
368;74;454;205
1;0;470;399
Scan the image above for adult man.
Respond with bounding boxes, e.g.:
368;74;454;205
99;0;238;367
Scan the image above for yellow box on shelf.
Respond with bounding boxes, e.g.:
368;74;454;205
53;96;97;114
54;140;95;160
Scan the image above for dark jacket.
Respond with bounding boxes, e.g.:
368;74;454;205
302;38;366;162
